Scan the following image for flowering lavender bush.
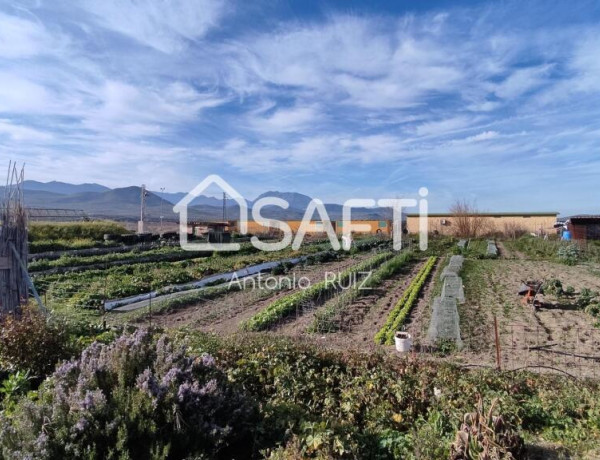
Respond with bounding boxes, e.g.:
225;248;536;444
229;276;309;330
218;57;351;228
0;330;256;459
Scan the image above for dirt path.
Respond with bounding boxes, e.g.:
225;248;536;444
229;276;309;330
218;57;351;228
497;240;526;260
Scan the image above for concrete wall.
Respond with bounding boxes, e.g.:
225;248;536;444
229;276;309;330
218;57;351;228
406;214;558;236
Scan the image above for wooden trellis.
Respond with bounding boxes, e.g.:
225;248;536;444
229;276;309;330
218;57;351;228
0;162;45;315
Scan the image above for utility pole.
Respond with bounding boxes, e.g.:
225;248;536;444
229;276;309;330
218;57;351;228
222;192;227;222
159;187;165;235
138;184;146;234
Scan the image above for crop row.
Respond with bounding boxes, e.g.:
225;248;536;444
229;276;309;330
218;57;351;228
28;246;211;272
374;256;437;345
36;239;390;311
35;250;301;310
309;251;414;333
240;251;395;331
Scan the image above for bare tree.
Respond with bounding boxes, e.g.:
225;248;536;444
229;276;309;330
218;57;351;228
503;222;527;239
449;200;491;238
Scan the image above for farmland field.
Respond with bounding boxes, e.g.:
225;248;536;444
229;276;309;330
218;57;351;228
9;229;600;458
86;235;600;380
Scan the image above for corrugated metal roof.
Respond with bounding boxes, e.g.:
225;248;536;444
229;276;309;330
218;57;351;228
565;215;600;220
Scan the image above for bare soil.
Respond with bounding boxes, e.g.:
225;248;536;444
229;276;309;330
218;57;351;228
303;259;437;352
451;259;600;378
145;253;374;333
146;253;440;354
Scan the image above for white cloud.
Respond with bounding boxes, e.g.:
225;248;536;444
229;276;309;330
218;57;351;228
462;130;499;143
494;64;552;99
0;119;53;141
248;105;323;134
240;15;466;109
0;73;52;113
0;0;600;212
415;116;475;137
80;0;226;53
0;11;64;58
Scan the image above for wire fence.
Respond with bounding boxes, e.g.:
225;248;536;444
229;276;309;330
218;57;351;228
498;323;600;379
413;322;600;380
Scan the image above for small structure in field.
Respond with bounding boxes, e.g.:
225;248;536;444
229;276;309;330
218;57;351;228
562;215;600;241
0;163;28;314
0;163;45;315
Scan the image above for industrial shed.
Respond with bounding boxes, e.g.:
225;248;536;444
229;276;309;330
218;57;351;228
406;212;559;236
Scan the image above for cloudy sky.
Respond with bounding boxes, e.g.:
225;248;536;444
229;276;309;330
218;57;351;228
0;0;599;213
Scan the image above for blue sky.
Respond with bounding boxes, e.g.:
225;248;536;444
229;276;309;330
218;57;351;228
0;0;599;214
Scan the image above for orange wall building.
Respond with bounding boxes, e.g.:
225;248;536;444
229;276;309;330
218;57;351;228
405;212;558;235
236;219;394;236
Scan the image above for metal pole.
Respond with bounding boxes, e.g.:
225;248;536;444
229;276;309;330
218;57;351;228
494;315;501;371
140;184;145;222
160;187;165;235
148;284;152;329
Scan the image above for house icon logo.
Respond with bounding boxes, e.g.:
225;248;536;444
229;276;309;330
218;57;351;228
174;175;248;251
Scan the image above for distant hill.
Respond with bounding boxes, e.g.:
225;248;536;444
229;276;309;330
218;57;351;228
154;190;252;207
253;191;313;210
23;180;110;195
4;181;392;222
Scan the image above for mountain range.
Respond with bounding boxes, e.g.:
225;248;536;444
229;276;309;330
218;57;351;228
0;180;391;221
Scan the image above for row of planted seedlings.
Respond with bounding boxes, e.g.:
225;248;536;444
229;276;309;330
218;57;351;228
308;250;414;333
109;240;394;324
29;240;270;274
240;251;396;331
28;245;214;274
35;237;392;312
374;256;437;345
31;236;387;274
33;243;318;310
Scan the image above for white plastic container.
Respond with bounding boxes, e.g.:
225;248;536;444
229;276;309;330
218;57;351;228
394;332;412;352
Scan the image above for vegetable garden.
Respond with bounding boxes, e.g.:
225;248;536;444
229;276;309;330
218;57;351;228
1;222;599;458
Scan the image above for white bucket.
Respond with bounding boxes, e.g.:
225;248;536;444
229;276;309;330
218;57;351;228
394;332;412;352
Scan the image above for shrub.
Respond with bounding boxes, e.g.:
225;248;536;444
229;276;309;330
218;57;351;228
542;279;563;297
558;244;579;265
0;330;257;459
0;371;31;411
0;311;71;378
577;288;598;310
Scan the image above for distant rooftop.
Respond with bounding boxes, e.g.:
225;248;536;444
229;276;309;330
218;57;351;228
406;212;559;217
